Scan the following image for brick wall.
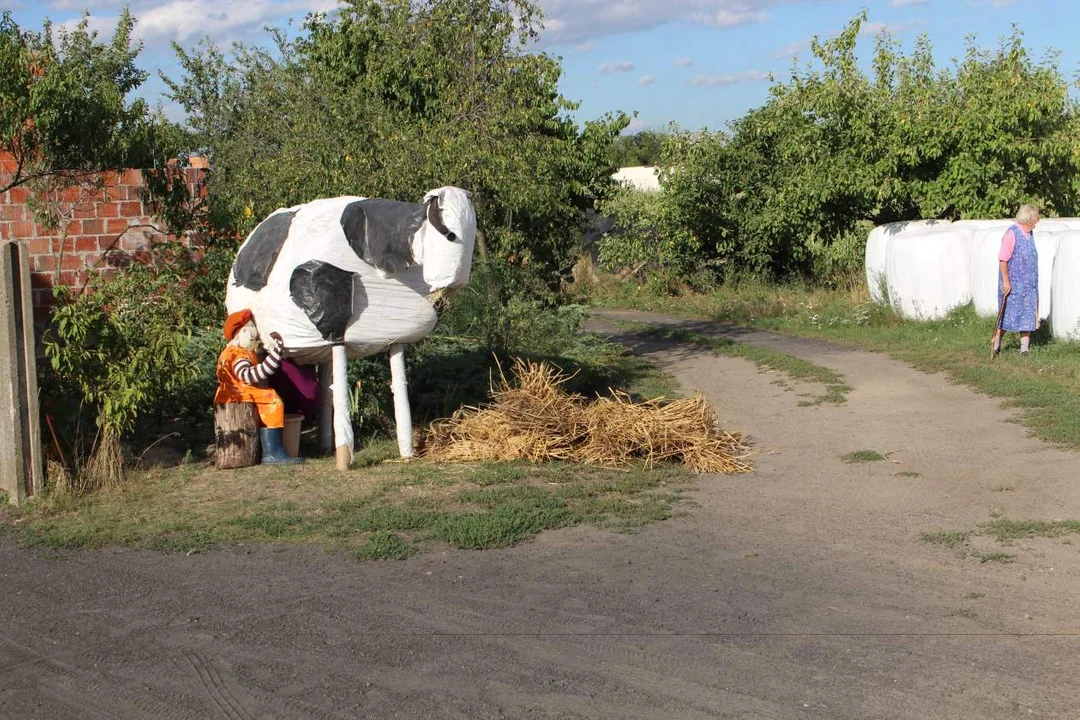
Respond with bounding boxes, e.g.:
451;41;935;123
0;158;208;319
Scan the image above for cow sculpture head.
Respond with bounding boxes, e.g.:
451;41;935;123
224;186;478;364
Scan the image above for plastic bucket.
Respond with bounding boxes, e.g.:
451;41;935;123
282;413;303;458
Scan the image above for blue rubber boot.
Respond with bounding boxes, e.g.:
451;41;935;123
260;427;303;465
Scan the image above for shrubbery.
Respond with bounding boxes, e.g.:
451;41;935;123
599;13;1080;286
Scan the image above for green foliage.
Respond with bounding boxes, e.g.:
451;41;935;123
610;130;666;167
653;13;1080;281
163;0;628;283
597;186;701;280
41;244;225;485
0;9;183;192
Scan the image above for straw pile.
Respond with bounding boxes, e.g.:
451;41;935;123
418;358;751;474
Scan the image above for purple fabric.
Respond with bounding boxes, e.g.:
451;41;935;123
269;358;320;421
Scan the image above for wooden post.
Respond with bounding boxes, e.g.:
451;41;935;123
0;241;43;505
214;402;261;469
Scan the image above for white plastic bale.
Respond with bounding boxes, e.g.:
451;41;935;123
865;220;951;304
969;228;1007;317
1050;231;1080;341
885;227;974;320
1034;230;1061;320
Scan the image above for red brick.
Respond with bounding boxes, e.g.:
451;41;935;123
8;220;36;239
105;218;128;235
120;169;142;185
98;202;120;218
8;187;28;204
28;238;52;255
73;204;97;219
1;203;25;221
75;236;99;253
30;272;54;289
80;218;104;235
119;201;143;217
61;255;85;271
57;270;79;287
59;187;82;203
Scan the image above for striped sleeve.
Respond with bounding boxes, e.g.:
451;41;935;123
233;339;283;385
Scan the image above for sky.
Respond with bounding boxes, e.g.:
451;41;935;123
1;0;1075;133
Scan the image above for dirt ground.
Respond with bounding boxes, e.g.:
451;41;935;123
2;309;1078;719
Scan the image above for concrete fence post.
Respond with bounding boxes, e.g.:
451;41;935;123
0;241;44;505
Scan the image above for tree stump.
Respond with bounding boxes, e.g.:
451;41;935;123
214;403;260;469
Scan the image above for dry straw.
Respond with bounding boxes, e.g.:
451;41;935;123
418;358;751;474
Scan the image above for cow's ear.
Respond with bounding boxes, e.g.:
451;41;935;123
426;195;458;243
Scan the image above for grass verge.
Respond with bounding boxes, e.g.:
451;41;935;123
0;443;696;558
589;280;1080;448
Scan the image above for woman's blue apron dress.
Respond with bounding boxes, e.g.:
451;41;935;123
998;224;1039;332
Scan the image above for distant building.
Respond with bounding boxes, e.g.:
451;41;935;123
612;166;660;193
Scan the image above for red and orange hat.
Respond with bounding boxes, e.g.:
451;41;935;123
223;309;254;341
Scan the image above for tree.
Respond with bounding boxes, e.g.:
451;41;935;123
0;9;177;193
163;0;628;284
657;13;1080;281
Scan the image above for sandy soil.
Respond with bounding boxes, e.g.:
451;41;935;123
2;309;1078;719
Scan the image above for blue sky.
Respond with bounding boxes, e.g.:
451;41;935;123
1;0;1074;133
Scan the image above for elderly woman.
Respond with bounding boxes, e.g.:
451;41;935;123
992;204;1040;358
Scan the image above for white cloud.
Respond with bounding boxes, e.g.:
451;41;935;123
638;74;656;86
690;70;768;86
622;118;648;134
574;41;595;53
692;8;769;28
774;39;808;59
539;0;816;45
62;0;340;46
673;58;694;68
598;61;635;75
888;0;927;7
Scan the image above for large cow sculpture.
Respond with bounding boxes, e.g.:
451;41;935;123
225;187;477;469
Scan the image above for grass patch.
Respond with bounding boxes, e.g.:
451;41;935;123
971;551;1016;564
961;592;986;600
355;532;417;561
1;452;697;559
947;608;979;619
894;471;921;478
629;325;850;405
920;530;972;549
590;281;1080;448
978;519;1080;542
841;450;886;463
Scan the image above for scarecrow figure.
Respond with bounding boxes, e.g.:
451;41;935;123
215;309;303;465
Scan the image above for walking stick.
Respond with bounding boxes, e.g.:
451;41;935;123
991;289;1009;360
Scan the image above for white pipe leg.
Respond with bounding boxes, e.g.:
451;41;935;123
318;362;334;454
389;344;413;458
331;345;353;471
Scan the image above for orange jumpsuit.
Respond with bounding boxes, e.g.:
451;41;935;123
214;345;285;428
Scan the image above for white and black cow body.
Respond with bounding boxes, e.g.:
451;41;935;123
224;187;477;466
226;187;476;364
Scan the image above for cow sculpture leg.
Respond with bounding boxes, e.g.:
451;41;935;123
331;344;353;471
318;363;334;455
389;344;414;458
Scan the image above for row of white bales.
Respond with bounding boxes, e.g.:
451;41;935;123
865;218;1080;341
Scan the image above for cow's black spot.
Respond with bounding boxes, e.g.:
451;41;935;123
340;199;426;275
289;260;357;343
232;211;296;290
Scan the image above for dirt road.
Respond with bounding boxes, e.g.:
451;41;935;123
3;310;1078;719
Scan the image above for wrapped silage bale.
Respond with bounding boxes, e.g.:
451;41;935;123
1050;230;1080;341
865;220;950;303
1035;230;1061;320
885;226;974;320
969;228;1007;317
